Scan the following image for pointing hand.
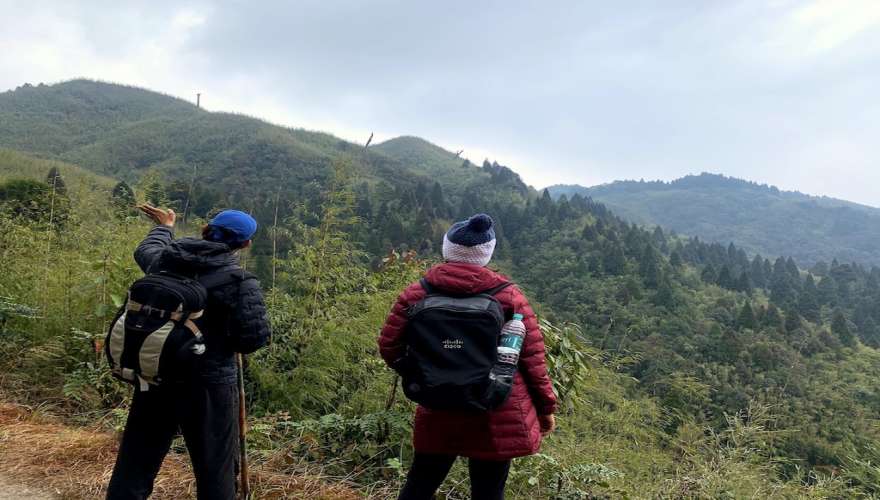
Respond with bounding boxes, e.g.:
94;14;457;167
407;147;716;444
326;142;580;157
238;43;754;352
137;203;176;228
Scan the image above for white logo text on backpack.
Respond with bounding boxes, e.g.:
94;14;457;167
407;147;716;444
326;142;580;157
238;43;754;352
443;339;464;349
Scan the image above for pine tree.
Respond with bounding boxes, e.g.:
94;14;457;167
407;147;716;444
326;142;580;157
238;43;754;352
817;276;838;306
750;255;766;288
639;244;661;288
832;309;856;347
653;275;676;309
798;275;821;322
581;223;598;241
784;310;803;334
603;242;626;276
737;302;757;330
45;167;67;195
716;265;735;290
669;251;683;268
770;257;795;306
735;271;752;295
143;179;167;206
430;182;445;218
764;303;784;330
701;264;717;284
457;195;476;220
110;181;137;217
860;317;880;348
536;189;554;218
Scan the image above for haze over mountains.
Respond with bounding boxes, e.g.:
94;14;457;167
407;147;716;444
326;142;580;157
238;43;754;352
549;176;880;267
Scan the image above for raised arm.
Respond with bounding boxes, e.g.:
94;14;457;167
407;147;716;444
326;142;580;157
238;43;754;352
133;226;174;273
134;204;176;273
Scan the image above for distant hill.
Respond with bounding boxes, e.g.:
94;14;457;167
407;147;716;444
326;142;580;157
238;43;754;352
549;173;880;266
0;80;531;218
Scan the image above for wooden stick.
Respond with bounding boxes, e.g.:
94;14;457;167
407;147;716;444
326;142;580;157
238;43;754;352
237;353;250;499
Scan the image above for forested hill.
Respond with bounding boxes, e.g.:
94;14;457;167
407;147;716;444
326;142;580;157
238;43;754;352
549;174;880;267
3;80;880;496
0;80;528;211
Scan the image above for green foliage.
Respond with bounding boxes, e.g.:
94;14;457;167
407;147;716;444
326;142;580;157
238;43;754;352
110;181;137;218
2;82;880;498
550;174;880;266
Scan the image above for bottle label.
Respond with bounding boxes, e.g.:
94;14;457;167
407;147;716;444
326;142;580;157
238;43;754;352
499;335;523;350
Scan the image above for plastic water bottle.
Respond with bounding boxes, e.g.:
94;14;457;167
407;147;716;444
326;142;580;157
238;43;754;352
497;313;526;365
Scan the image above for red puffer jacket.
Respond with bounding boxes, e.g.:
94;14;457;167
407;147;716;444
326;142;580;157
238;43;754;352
378;262;557;460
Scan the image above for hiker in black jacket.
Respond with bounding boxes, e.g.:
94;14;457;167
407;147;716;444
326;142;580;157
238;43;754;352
107;205;270;500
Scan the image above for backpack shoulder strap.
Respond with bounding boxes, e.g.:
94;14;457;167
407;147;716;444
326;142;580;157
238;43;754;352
419;279;513;297
483;282;514;296
419;278;436;295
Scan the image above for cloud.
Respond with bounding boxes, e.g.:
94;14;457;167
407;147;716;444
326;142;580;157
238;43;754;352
0;0;877;206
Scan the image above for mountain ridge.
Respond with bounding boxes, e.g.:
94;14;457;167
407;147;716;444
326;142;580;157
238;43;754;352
549;172;880;266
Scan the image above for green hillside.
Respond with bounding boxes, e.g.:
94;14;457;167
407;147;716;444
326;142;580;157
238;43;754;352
550;173;880;266
2;82;880;497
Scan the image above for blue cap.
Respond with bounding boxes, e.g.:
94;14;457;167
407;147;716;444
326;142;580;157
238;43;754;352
208;210;257;244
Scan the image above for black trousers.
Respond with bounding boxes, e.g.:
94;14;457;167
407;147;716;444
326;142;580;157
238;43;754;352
106;382;239;500
398;453;512;500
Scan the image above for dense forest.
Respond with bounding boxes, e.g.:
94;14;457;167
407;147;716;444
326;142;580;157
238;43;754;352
549;174;880;267
1;80;880;498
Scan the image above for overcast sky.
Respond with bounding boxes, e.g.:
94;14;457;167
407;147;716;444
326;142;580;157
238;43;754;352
1;1;878;206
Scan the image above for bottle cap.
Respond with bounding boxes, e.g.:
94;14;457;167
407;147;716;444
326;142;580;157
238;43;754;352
513;313;524;321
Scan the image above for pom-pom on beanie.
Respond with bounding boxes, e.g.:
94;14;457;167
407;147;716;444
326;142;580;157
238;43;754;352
442;213;497;266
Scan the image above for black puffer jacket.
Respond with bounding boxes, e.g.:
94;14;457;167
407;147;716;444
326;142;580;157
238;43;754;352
134;226;271;385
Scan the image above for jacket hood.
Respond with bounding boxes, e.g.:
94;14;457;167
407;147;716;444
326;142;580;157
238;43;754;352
157;237;239;273
424;262;509;294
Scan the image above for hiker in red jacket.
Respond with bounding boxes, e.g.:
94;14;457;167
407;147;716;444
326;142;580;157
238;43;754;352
379;213;557;500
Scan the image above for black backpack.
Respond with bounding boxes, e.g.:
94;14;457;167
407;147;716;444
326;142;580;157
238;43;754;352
105;269;244;390
401;279;516;411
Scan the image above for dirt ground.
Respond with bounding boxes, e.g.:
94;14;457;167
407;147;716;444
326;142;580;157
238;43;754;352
0;401;361;499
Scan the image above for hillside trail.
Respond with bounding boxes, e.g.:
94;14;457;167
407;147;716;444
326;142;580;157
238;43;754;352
0;401;361;499
0;475;56;499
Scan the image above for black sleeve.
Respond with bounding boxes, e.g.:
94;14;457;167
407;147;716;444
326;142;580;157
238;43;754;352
134;226;174;273
227;276;272;354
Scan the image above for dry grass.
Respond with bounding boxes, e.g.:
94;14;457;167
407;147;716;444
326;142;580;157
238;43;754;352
0;402;362;499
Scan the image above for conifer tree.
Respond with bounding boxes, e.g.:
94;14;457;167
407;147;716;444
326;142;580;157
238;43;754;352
429;182;445;218
784;311;803;334
860;316;880;348
639;244;661;288
798;275;821;322
764;303;784;330
653;275;676;309
45;167;67;195
716;265;734;290
669;250;683;268
750;255;766;288
143;178;167;206
603;242;626;276
735;271;752;295
817;276;838;306
832;309;856;347
701;264;717;284
737;301;757;330
110;181;136;218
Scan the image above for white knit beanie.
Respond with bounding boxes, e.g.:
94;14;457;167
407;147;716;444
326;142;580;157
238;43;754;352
441;214;496;267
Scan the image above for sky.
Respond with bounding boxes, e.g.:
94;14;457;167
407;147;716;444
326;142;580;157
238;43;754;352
1;0;878;206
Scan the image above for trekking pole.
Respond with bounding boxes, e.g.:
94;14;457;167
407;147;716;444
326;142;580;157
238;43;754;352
237;353;251;499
